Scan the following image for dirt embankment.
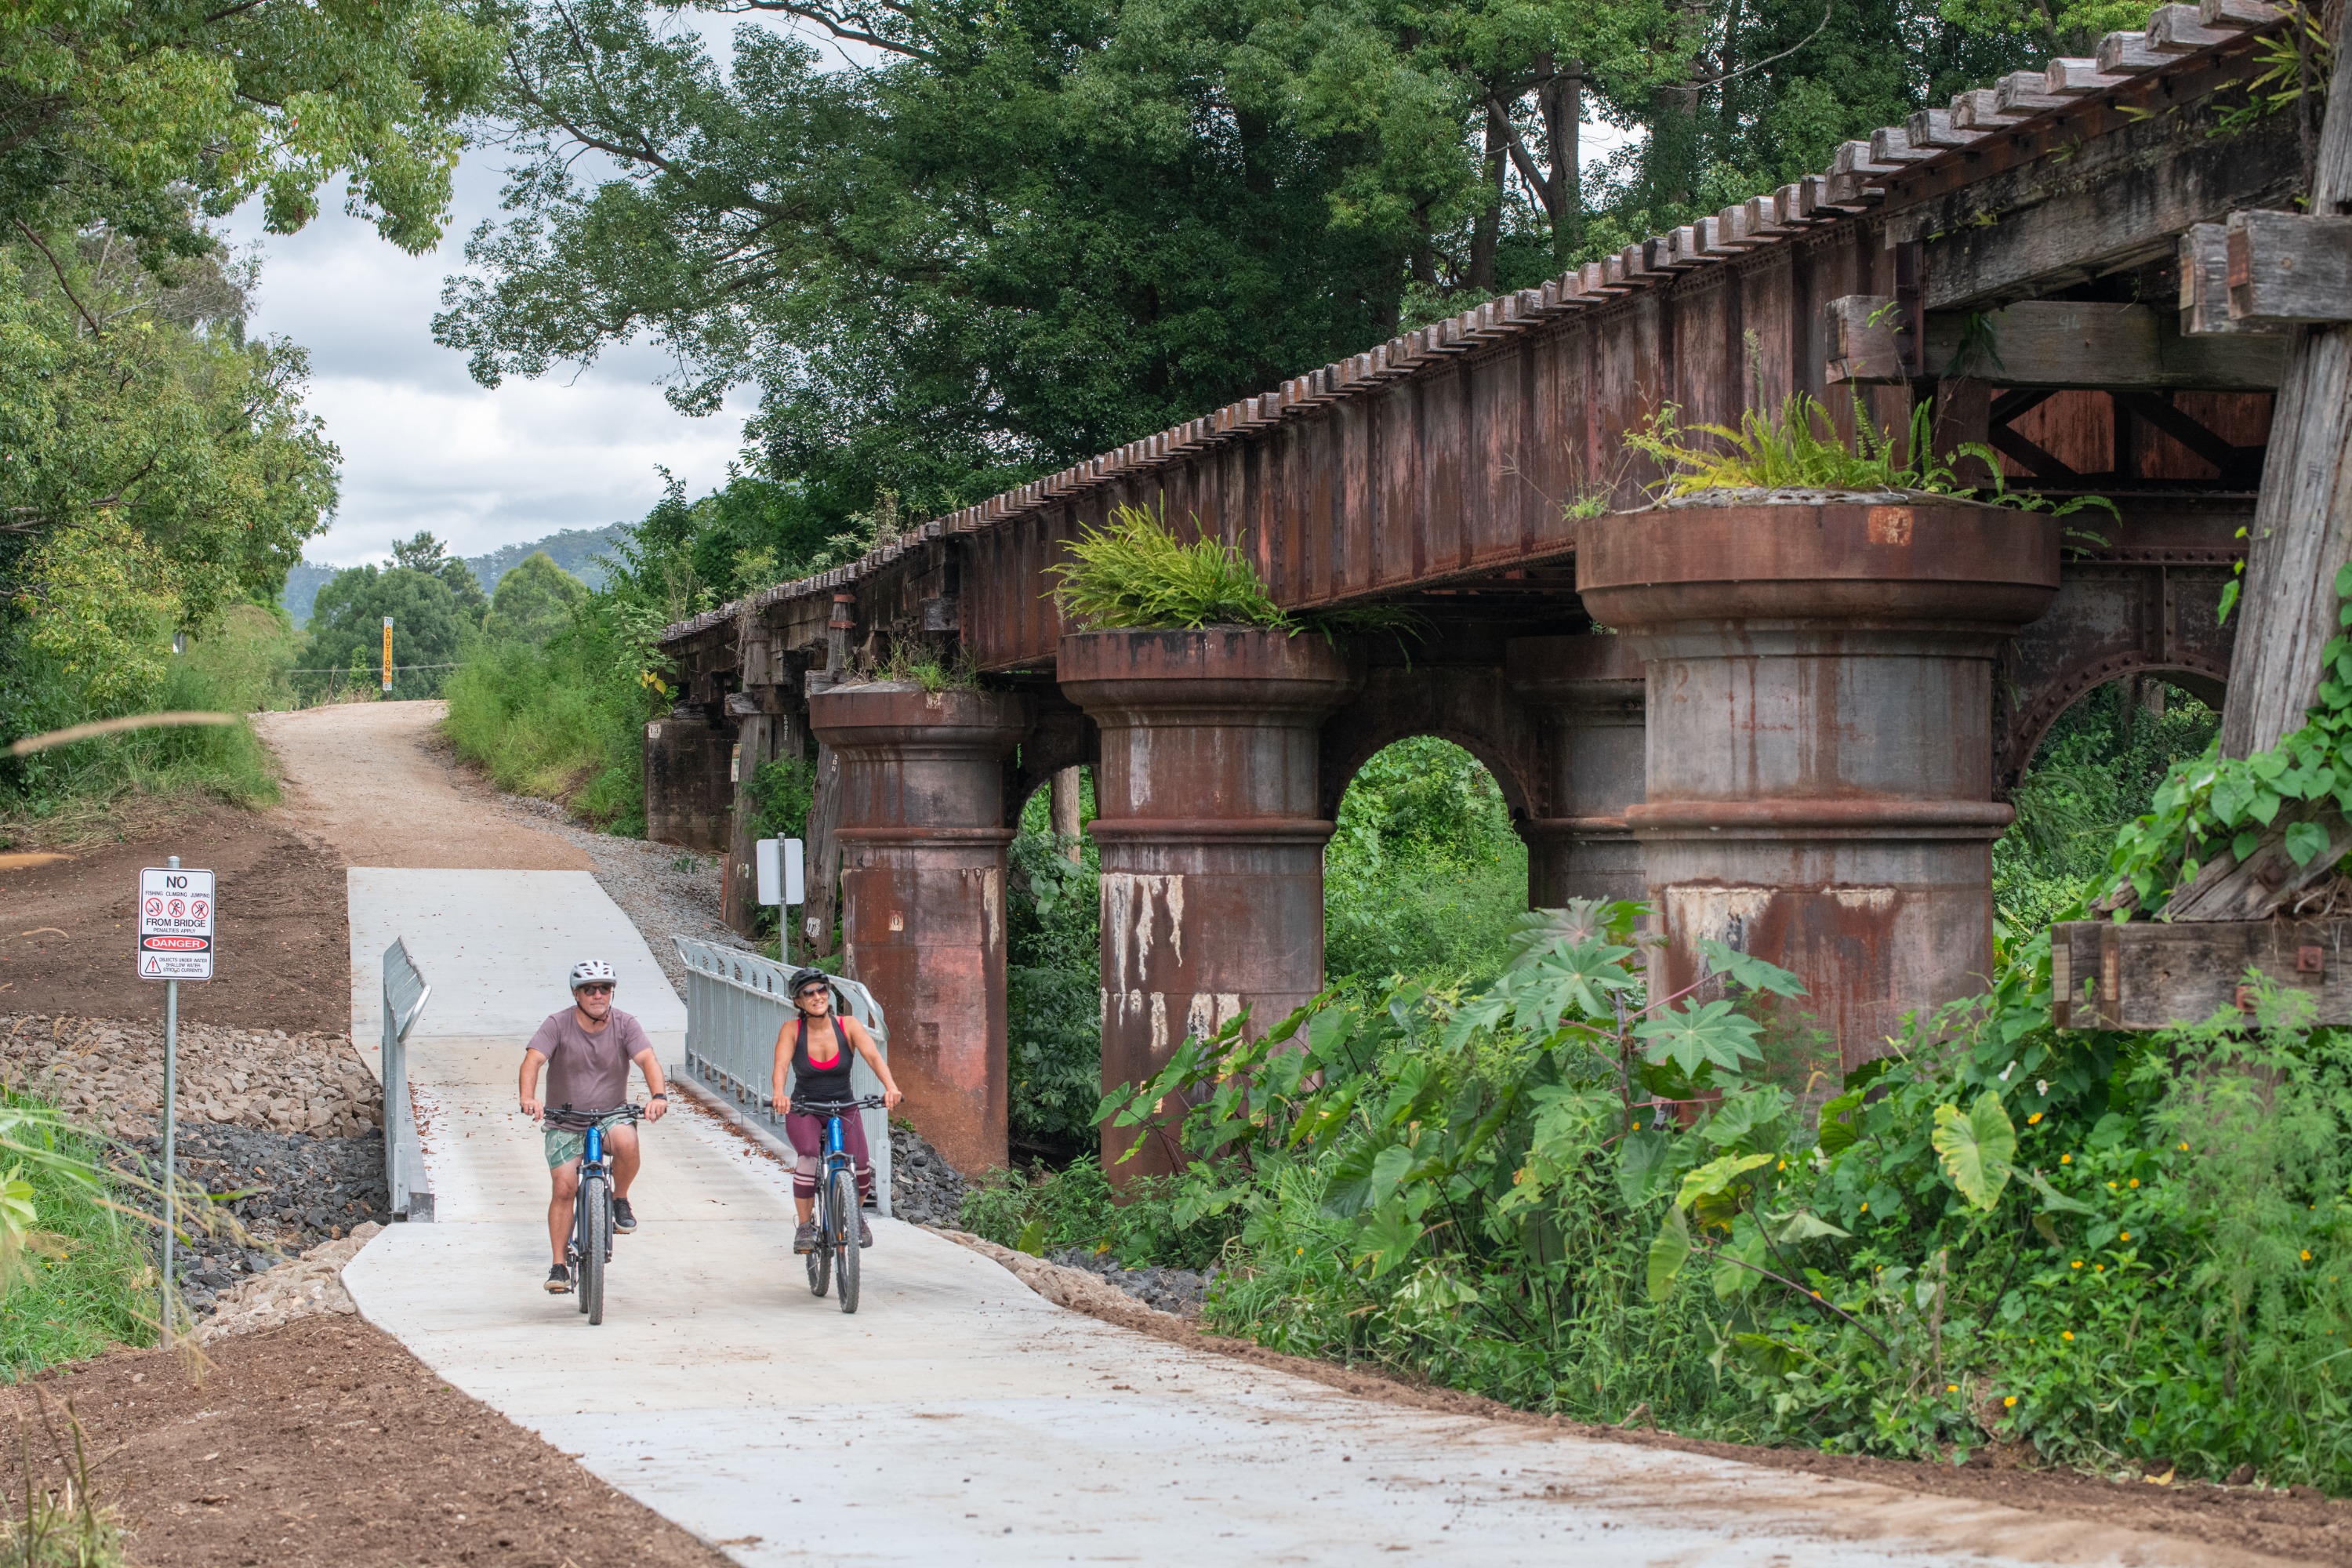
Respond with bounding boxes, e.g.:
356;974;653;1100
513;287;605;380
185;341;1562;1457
3;1317;733;1568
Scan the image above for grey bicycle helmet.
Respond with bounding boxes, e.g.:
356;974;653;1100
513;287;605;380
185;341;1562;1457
788;967;830;997
568;958;617;990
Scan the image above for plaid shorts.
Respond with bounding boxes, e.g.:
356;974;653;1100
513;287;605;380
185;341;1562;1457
543;1113;629;1170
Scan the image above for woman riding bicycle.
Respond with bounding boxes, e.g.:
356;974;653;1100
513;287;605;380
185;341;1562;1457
772;968;902;1254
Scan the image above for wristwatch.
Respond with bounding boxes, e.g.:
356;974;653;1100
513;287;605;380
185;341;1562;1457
650;1092;668;1101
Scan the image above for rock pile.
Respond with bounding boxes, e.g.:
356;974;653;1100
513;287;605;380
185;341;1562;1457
1047;1247;1214;1316
0;1014;379;1140
889;1123;968;1226
195;1223;381;1342
130;1121;394;1313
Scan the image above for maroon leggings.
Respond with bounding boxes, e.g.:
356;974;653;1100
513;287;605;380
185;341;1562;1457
784;1110;874;1203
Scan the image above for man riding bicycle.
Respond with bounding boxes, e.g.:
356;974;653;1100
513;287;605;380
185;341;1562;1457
521;960;669;1294
772;968;901;1254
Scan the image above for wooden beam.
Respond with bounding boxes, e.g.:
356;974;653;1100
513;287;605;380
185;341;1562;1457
2227;208;2352;325
1833;300;2285;388
2179;221;2288;336
1823;294;1906;383
1918;106;2300;310
2053;917;2352;1030
2216;23;2352;762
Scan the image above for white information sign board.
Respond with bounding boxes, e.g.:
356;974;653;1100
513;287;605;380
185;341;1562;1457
138;866;215;981
754;837;805;906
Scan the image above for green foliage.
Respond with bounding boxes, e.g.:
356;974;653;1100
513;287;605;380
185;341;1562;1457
1005;783;1105;1153
0;0;501;267
1325;739;1529;986
1625;386;2107;521
1993;679;2220;935
1076;899;2352;1487
2108;564;2352;918
959;1160;1236;1272
1051;504;1290;633
393;531;490;624
0;1094;153;1379
485;551;588;643
441;618;655;830
1;605;296;831
745;757;814;844
296;565;468;701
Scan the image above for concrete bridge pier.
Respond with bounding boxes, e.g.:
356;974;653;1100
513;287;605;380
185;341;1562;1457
1577;503;2062;1070
1505;634;1648;909
1058;629;1353;1178
807;683;1033;1174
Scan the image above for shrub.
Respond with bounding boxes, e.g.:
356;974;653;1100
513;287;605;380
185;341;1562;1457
1049;503;1289;632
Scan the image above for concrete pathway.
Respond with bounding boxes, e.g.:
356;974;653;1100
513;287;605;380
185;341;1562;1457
295;710;2291;1566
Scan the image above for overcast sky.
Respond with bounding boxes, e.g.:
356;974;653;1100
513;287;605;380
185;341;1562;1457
229;13;1638;571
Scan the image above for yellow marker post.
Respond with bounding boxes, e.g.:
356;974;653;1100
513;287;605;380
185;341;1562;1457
382;615;394;691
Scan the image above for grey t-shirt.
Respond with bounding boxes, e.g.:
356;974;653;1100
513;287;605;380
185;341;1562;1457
527;1007;651;1112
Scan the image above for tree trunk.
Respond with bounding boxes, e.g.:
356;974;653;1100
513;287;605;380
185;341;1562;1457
2216;20;2352;760
1542;60;1583;263
1468;99;1507;292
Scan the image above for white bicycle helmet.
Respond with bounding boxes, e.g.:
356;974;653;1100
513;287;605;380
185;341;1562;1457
568;959;617;990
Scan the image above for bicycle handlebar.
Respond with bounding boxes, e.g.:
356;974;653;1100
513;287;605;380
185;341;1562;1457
540;1103;647;1129
765;1095;887;1117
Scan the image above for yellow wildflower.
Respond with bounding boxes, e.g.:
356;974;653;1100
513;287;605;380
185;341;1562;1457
2061;1154;2072;1164
2063;1331;2074;1341
2129;1178;2140;1189
2003;1396;2017;1408
2303;1250;2314;1261
2027;1112;2042;1124
2071;1260;2083;1269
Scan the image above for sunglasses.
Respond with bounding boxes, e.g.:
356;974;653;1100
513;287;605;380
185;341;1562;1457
576;983;615;996
796;986;828;1000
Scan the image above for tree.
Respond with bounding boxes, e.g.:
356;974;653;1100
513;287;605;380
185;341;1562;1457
391;530;490;622
0;1;503;278
0;238;339;731
299;566;469;699
442;0;2051;539
485;551;587;642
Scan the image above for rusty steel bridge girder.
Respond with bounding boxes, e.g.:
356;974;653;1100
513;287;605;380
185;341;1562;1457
807;683;1033;1174
1580;502;2063;1071
1058;628;1354;1179
1505;634;1649;909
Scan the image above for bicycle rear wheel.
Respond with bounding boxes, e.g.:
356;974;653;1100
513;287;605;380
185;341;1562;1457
831;1167;860;1315
805;1185;832;1298
579;1177;610;1326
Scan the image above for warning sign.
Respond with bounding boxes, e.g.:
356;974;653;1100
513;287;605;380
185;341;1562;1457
138;866;214;981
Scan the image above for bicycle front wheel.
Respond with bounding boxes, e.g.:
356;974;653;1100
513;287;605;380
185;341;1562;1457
806;1188;832;1298
579;1177;610;1326
831;1167;861;1315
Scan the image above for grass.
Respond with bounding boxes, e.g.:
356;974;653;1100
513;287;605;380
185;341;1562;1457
0;1097;153;1382
0;604;296;849
441;634;648;831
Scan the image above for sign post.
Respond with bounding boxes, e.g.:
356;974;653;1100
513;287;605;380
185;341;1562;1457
140;856;212;1335
755;837;805;962
381;615;394;693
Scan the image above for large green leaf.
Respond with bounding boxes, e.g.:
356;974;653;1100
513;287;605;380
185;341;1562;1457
1701;1086;1791;1149
1932;1092;2016;1210
1635;1000;1766;1078
1367;1144;1414;1210
1355;1203;1424;1279
1646;1204;1691;1302
1676;1151;1774;1210
1321;1139;1381;1218
1616;1129;1672;1209
1696;938;1807;998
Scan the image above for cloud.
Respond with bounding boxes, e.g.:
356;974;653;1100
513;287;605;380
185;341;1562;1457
221;151;753;569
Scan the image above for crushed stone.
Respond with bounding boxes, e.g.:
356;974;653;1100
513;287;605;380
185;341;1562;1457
1047;1247;1214;1316
1;1013;379;1141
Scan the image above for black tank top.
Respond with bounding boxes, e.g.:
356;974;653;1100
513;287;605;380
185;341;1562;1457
793;1014;855;1106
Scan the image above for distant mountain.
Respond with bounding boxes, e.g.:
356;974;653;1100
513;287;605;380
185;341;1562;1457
466;524;630;595
277;523;633;626
278;560;341;627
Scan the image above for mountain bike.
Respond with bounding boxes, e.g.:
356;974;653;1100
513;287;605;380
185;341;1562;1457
546;1104;641;1326
787;1095;884;1314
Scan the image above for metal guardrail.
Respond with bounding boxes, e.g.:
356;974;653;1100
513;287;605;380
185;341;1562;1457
673;938;893;1218
382;938;434;1221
